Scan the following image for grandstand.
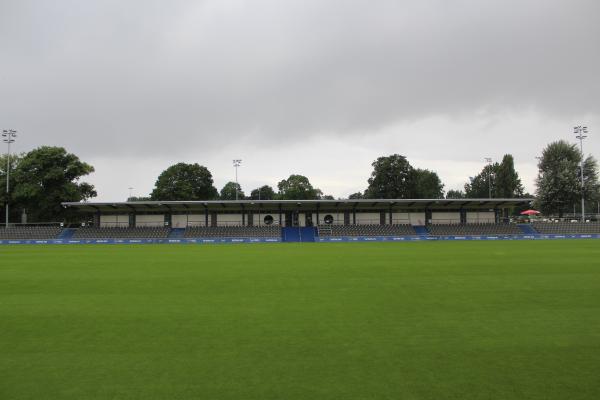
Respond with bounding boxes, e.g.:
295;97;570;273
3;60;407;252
6;199;600;242
55;198;534;242
6;198;600;242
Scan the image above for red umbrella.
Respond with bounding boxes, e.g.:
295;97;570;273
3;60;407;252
520;209;540;215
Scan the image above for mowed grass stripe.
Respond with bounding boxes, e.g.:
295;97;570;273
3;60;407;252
1;241;599;399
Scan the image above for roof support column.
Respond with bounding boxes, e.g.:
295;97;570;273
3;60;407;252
278;205;282;228
425;209;432;226
129;213;136;228
495;208;502;224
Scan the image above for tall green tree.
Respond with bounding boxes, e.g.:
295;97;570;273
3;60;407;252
365;154;414;199
446;189;465;199
277;174;322;200
582;156;600;206
250;185;276;200
220;181;245;200
364;154;445;199
12;146;96;221
151;163;218;201
410;168;444;198
348;192;364;199
494;154;524;198
465;154;524;198
464;163;497;198
535;140;599;217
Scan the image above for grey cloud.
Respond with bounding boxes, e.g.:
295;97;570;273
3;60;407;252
0;0;598;199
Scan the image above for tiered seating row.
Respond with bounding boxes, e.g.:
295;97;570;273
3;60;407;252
184;226;281;238
73;227;171;239
427;223;522;236
532;222;600;234
0;226;62;239
7;223;600;241
318;224;417;237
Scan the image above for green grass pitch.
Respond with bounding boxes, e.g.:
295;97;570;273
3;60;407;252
1;241;600;399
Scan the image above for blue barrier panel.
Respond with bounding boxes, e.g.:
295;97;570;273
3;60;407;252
316;234;600;242
1;234;600;245
282;227;317;242
299;227;316;242
282;227;300;242
0;237;282;245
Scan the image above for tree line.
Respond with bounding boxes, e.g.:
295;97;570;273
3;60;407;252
2;139;598;222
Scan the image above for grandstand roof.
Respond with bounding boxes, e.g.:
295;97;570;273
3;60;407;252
62;198;533;213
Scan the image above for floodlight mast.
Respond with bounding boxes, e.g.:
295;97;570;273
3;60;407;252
484;157;493;198
575;126;588;222
2;129;17;228
233;159;242;200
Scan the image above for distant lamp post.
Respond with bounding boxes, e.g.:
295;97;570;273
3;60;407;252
484;157;493;198
575;125;588;222
233;159;242;200
2;129;17;228
128;187;134;200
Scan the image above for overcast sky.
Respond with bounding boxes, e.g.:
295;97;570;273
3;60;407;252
1;0;598;200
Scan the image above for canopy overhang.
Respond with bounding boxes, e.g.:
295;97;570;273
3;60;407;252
62;198;534;214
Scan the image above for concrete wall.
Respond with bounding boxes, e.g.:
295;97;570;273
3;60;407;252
409;212;426;226
136;214;165;227
171;214;187;228
188;214;206;227
431;212;461;224
297;213;305;227
99;214;129;228
355;212;380;225
171;214;207;228
392;212;426;225
216;214;244;226
466;211;495;223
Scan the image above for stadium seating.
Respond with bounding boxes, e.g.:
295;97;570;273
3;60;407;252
0;226;63;240
317;224;417;237
532;222;600;234
184;226;281;238
427;223;522;236
73;227;170;239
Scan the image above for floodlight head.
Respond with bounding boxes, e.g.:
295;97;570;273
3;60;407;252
583;126;588;133
2;129;17;139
